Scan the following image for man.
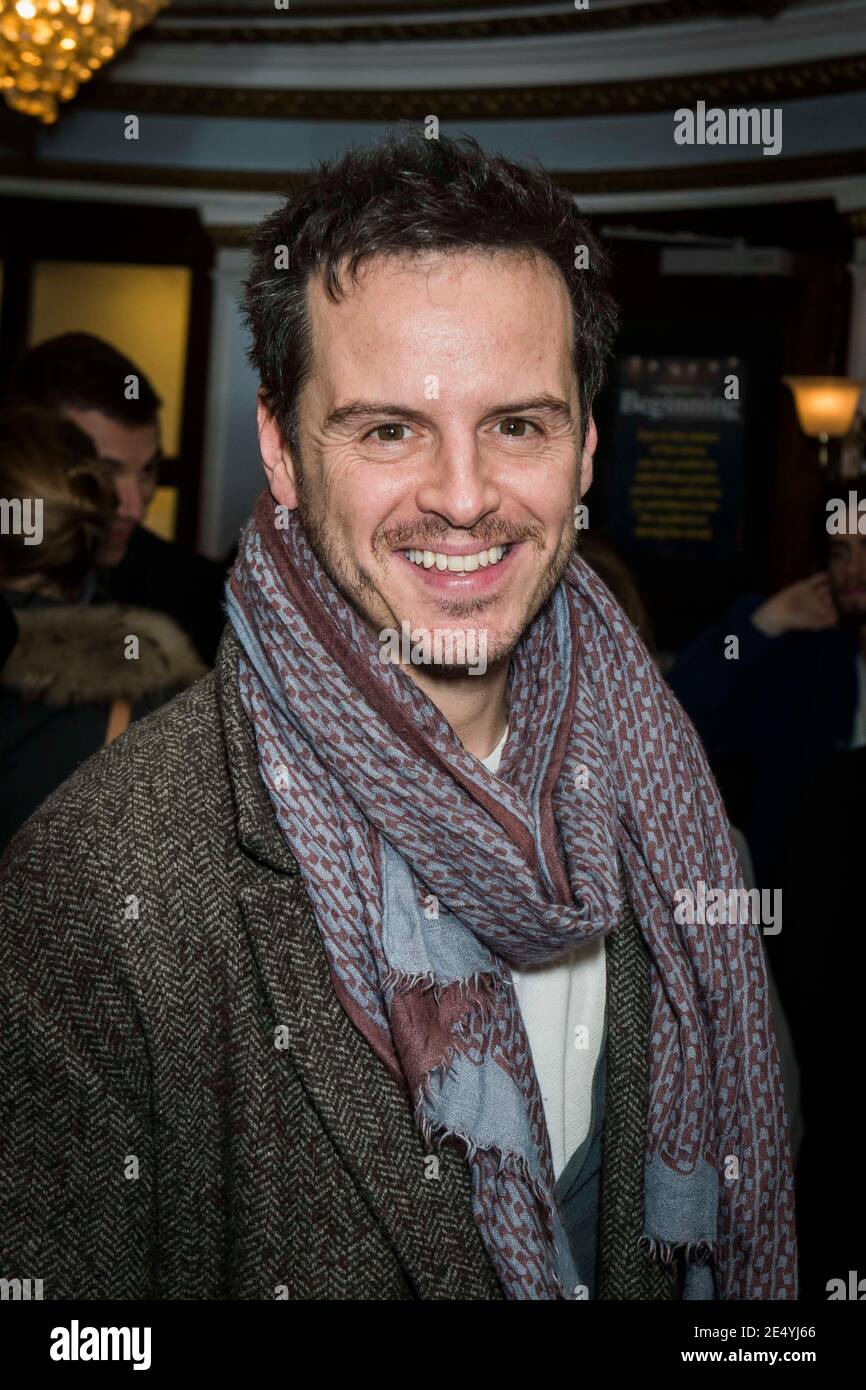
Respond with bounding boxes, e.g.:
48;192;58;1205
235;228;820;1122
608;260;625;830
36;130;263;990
667;513;866;895
3;333;226;663
0;132;796;1301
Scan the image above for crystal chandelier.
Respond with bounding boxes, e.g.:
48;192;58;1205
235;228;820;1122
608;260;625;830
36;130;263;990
0;0;166;124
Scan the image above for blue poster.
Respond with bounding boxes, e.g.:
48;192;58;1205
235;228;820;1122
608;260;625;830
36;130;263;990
607;355;746;567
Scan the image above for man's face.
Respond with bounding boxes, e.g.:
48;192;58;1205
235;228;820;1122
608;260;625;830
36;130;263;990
63;407;162;567
259;250;595;674
829;532;866;623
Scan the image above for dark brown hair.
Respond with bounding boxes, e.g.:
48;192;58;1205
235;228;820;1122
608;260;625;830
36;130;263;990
4;333;162;427
242;128;619;455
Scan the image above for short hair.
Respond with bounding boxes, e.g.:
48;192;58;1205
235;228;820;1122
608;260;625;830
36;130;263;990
242;129;619;455
0;407;117;589
4;333;162;426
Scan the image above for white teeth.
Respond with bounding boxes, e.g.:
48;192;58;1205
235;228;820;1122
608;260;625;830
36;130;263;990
404;544;508;571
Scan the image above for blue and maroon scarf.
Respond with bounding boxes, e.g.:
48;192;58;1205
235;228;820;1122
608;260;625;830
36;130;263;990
225;488;797;1300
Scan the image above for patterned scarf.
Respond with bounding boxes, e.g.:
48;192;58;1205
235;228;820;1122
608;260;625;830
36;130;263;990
225;488;797;1301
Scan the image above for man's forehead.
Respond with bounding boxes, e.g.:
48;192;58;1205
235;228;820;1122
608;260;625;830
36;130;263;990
304;248;575;392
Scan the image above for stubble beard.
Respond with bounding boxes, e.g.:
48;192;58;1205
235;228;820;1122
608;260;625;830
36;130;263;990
293;464;580;675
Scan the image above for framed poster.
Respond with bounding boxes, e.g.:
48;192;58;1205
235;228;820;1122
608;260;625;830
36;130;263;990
607;354;746;568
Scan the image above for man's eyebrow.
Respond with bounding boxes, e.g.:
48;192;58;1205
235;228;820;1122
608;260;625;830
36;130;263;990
323;401;430;430
484;396;573;422
323;395;573;431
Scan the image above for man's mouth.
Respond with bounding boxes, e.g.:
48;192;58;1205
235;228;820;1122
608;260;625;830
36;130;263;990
402;543;510;573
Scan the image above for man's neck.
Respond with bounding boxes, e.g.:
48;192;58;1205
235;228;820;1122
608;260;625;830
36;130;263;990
404;659;510;760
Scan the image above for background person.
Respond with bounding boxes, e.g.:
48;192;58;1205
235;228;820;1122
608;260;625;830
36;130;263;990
0;407;206;851
666;496;866;901
4;332;228;664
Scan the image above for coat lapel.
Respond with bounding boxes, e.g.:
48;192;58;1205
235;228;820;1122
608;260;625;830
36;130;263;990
217;627;504;1299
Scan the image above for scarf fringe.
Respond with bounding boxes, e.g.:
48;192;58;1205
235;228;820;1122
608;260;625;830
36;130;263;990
419;1114;555;1213
638;1234;715;1265
411;985;502;1107
381;965;503;1000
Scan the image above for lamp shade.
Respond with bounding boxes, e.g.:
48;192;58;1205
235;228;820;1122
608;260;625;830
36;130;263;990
783;376;866;438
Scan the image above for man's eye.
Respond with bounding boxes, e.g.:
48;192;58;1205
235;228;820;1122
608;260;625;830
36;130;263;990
496;417;539;438
365;423;412;443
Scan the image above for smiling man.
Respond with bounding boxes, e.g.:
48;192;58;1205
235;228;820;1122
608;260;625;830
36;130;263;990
0;132;796;1302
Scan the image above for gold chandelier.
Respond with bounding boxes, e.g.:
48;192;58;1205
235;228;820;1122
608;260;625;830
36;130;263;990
0;0;166;124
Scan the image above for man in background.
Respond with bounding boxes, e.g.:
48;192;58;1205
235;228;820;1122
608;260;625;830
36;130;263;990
667;502;866;898
4;332;226;663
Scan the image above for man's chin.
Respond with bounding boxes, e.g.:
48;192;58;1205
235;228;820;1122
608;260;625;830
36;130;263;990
95;543;129;568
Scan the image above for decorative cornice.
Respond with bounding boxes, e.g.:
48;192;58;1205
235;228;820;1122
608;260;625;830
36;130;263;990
150;0;799;46
4;147;865;204
555;147;866;194
75;52;866;120
163;0;796;25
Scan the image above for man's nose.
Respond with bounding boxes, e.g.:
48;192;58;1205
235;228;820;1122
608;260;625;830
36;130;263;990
415;439;501;527
115;475;147;523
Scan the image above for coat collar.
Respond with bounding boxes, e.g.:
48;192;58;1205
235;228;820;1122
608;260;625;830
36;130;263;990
213;621;504;1299
214;623;300;876
0;599;206;706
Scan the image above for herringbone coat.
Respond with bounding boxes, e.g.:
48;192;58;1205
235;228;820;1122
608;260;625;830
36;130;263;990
0;626;682;1300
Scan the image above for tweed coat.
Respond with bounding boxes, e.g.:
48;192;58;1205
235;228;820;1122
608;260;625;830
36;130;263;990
0;625;683;1300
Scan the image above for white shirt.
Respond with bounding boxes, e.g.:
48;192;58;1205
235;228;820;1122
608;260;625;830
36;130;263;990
480;727;606;1181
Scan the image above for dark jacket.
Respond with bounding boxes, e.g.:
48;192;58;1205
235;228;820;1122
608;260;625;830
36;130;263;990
0;592;16;674
0;626;682;1300
780;747;866;1299
96;522;228;666
667;594;859;887
0;597;206;855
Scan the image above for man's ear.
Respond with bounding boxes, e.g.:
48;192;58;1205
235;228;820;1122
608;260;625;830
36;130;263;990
257;395;300;509
578;413;598;496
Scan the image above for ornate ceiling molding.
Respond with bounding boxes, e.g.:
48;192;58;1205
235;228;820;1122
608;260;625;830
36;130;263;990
151;1;801;46
5;145;864;200
75;52;866;119
164;0;798;23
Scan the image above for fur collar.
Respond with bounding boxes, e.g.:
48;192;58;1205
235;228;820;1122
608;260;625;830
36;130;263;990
1;602;208;705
